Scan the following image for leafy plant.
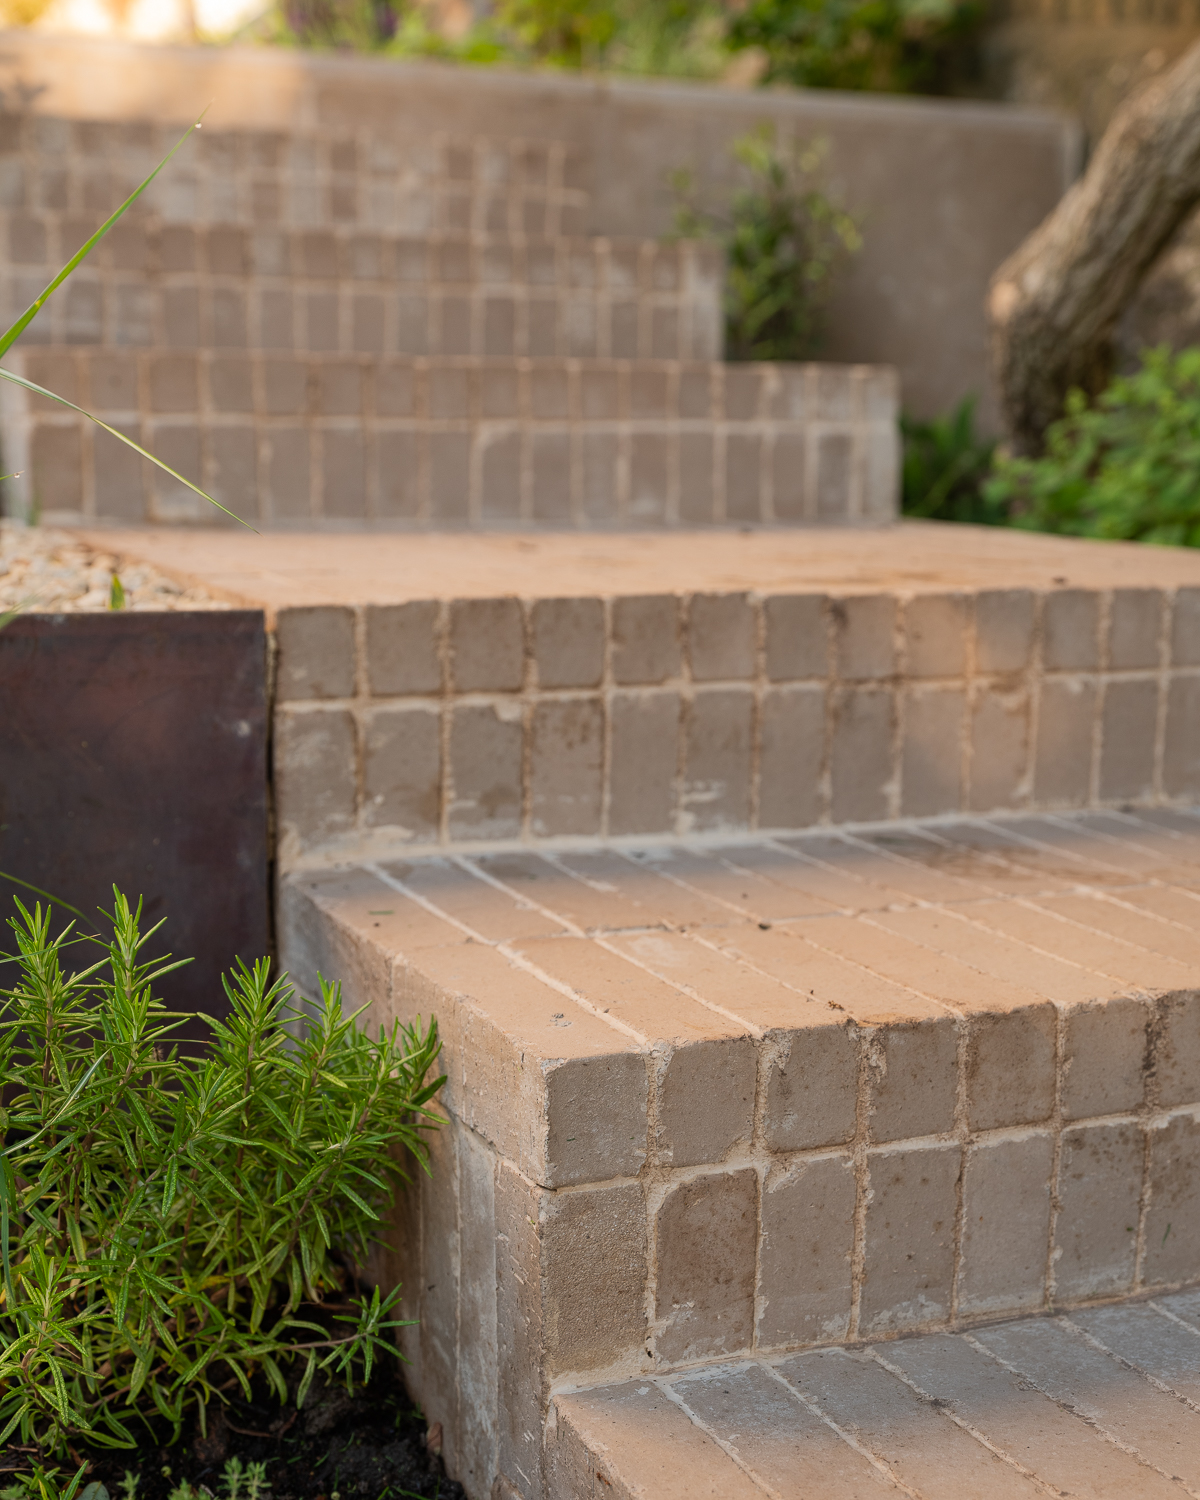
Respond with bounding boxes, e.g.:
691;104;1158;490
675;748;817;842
0;892;445;1459
985;345;1200;546
727;0;985;95
674;126;860;362
493;0;619;66
901;395;1004;524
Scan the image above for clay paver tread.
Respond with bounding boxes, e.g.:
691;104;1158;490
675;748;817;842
310;809;1200;1054
554;1305;1200;1500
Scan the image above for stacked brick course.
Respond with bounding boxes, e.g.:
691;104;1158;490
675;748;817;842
269;581;1200;865
0;111;899;527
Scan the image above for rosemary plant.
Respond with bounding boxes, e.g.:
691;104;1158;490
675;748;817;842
0;893;445;1458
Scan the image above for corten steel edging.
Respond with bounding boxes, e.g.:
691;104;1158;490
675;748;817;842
0;609;269;1045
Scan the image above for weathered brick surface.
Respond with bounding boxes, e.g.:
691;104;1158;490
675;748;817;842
279;808;1200;1499
7;348;898;528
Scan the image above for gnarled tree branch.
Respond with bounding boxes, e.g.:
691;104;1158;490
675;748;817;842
990;40;1200;453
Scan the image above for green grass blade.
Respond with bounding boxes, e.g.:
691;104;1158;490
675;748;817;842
0;115;206;361
0;367;255;530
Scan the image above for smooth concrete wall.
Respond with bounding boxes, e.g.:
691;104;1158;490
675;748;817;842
0;31;1079;423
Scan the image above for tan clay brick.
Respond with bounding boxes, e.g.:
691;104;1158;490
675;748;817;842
968;685;1030;811
706;923;943;1027
869;905;1125;1009
829;686;894;822
866;1016;958;1143
275;604;357;701
655;1037;756;1167
688;592;756;681
832;593;895;681
1060;996;1150;1119
901;685;964;817
1142;1107;1200;1286
543;1182;648;1375
904;593;968;678
654;1167;758;1363
1099;678;1158;801
365;599;442;696
1156;991;1200;1109
860;1141;959;1334
1170;586;1200;666
273;705;356;852
512;934;745;1046
758;685;826;830
1043;589;1100;671
447;702;522;840
393;939;648;1187
966;1006;1057;1130
764;594;828;682
530;697;604;837
531;596;604;689
607;691;678;836
682;688;753;832
975;589;1035;674
958;1133;1052;1317
1034;677;1096;807
762;1020;859;1151
1054;1121;1142;1300
1109;588;1164;670
758;1155;856;1347
548;1383;764;1500
1163;675;1200;797
362;705;441;836
449;597;524;692
611;594;681;684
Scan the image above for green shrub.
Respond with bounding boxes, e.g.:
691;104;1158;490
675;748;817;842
0;893;444;1458
985;346;1200;547
901;396;1004;525
674;126;860;362
727;0;985;94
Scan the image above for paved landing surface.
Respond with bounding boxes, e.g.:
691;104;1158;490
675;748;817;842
551;1291;1200;1499
74;519;1200;613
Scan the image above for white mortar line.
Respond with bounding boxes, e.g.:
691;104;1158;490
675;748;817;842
655;1377;781;1499
962;1328;1200;1500
870;1346;1063;1498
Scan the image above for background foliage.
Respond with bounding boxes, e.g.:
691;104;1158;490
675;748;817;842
674;127;860;362
272;0;982;90
984;346;1200;546
727;0;985;93
0;893;444;1459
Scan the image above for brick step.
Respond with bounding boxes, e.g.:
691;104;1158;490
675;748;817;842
61;524;1200;862
4;217;721;362
550;1296;1200;1500
4;350;894;529
278;808;1200;1498
0;114;587;236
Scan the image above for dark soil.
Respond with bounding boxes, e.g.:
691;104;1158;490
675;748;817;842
41;1368;466;1500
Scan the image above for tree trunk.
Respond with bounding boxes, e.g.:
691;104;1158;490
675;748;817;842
990;40;1200;454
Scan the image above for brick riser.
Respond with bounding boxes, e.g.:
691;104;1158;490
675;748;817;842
279;808;1200;1499
3;352;895;530
0;116;589;237
2;218;722;363
258;582;1197;867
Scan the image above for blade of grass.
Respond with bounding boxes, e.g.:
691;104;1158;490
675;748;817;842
0;115;207;361
0;367;255;530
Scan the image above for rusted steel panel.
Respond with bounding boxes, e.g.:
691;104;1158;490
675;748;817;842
0;610;269;1043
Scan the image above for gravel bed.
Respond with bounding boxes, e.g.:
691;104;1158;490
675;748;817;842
0;523;227;615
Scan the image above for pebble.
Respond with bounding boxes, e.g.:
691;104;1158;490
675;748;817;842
0;522;227;616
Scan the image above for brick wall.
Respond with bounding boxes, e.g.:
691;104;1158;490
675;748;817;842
270;581;1200;867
